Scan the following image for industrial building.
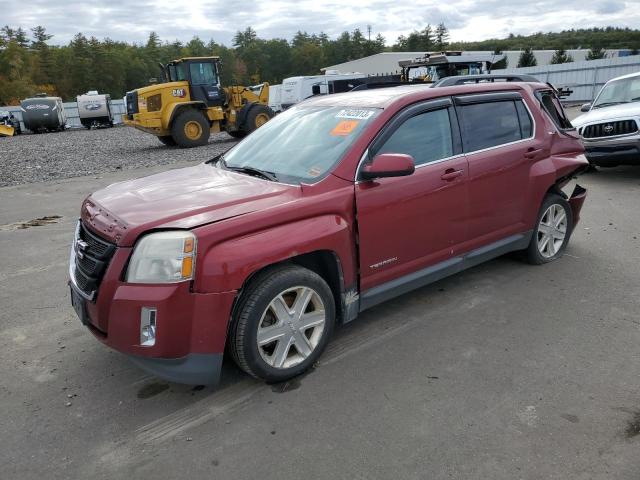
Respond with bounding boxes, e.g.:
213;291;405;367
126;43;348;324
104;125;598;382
322;49;635;75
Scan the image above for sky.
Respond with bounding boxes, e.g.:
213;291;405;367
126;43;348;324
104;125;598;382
3;0;640;46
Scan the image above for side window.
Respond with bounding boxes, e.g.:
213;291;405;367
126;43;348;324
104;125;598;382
459;100;523;152
515;100;533;138
376;108;453;166
537;90;572;130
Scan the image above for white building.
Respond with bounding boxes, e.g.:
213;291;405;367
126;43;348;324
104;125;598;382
322;49;634;75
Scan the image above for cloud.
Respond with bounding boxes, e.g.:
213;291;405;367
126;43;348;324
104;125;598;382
2;0;639;46
596;0;626;14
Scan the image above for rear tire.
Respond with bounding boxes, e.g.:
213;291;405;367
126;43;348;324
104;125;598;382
228;265;335;382
243;104;274;135
227;130;247;139
158;135;177;147
525;193;573;265
171;109;210;148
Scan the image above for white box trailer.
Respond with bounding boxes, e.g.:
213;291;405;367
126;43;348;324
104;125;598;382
280;72;367;110
76;91;114;129
268;84;282;113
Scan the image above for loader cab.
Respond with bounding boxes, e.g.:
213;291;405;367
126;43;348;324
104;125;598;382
166;57;225;107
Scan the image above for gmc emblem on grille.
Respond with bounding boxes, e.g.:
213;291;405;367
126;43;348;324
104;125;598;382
603;124;614;133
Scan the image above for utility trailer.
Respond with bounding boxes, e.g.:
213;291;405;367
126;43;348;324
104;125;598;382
77;91;114;129
20;94;66;133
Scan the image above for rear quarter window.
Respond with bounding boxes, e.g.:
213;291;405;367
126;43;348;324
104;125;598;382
536;90;573;130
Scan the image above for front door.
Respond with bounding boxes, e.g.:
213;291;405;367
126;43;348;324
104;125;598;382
355;101;468;294
187;61;223;107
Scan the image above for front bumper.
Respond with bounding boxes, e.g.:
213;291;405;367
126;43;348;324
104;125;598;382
582;135;640;166
129;353;224;385
70;243;237;384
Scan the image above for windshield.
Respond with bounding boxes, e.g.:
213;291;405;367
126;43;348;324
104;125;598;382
593;76;640;108
221;105;380;184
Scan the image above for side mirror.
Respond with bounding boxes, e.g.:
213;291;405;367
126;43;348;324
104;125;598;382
361;153;415;180
311;85;321;95
580;103;591;112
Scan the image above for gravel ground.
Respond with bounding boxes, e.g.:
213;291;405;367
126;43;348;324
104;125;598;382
0;126;238;187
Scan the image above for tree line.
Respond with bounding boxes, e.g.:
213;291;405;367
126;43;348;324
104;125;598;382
1;24;638;105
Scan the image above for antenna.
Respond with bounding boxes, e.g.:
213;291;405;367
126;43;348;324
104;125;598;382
367;25;372;41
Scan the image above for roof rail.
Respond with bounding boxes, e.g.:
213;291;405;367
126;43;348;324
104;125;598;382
431;74;541;88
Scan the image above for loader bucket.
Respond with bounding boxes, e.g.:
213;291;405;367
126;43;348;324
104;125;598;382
0;124;15;137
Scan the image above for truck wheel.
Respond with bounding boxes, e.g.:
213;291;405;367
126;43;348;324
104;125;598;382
229;265;335;382
158;135;177;146
243;104;274;134
171;109;210;148
525;194;573;265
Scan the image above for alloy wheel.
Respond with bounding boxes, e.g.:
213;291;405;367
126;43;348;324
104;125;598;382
537;203;567;258
256;286;326;369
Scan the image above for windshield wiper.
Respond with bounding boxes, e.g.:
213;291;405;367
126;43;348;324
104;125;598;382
217;157;277;181
593;101;629;109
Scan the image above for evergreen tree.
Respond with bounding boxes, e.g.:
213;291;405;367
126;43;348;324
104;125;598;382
517;47;537;67
491;48;508;69
586;46;606;60
434;23;449;50
550;48;574;64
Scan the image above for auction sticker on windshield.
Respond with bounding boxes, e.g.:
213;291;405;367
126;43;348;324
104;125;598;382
331;120;359;136
335;109;375;120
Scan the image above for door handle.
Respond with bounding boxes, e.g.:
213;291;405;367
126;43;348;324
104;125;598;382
524;148;543;159
441;169;463;181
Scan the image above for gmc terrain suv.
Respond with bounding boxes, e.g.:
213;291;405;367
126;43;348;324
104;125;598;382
69;82;588;385
572;71;640;167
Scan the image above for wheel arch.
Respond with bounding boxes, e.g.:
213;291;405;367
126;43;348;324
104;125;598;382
165;101;209;129
231;250;348;327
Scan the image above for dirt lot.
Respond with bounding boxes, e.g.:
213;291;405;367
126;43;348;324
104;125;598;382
0;127;639;480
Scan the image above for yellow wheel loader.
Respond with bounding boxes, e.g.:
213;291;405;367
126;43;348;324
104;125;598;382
123;57;274;148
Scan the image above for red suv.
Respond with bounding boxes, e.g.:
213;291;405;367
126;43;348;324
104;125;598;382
69;82;588;385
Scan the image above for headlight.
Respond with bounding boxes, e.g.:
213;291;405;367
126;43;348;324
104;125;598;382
126;231;196;284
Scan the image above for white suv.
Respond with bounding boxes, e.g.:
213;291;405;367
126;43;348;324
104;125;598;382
572;71;640;167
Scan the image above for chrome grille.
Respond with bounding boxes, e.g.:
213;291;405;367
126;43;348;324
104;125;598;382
582;120;638;139
70;221;116;299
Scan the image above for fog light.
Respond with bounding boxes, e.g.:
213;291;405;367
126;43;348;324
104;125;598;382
140;307;157;346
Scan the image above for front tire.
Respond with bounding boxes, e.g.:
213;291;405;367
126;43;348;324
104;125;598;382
229;265;335;382
526;193;573;265
243;104;274;135
171;109;210;148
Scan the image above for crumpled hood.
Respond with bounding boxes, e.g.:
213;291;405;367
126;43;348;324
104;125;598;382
572;102;640;128
82;162;300;246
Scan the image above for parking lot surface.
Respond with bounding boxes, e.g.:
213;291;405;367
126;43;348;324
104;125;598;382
1;135;639;479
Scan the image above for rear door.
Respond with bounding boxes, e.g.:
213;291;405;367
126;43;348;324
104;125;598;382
355;98;468;293
454;92;541;252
